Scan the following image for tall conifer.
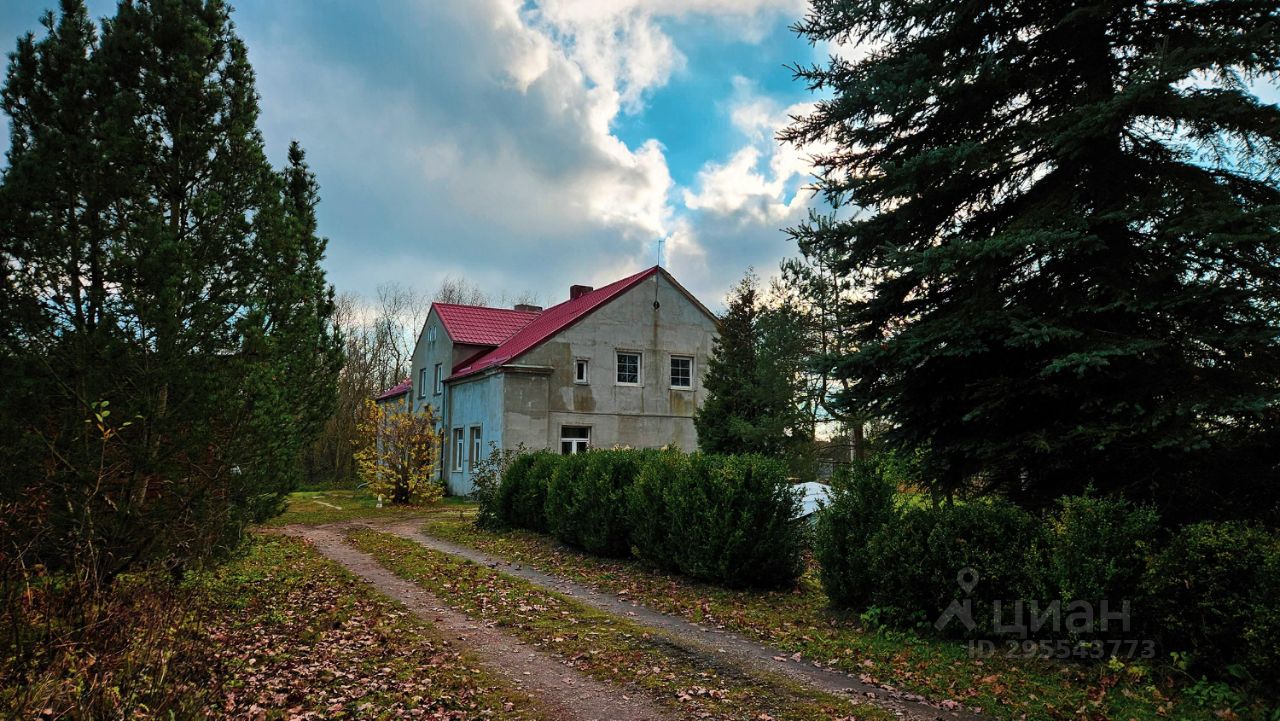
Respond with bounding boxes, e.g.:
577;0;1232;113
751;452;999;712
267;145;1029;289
783;0;1280;519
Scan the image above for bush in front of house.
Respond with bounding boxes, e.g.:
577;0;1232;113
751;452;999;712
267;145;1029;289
1034;494;1159;636
577;449;654;557
813;460;897;608
496;450;559;532
632;453;804;588
854;500;1040;634
627;449;688;572
1142;521;1280;687
545;451;592;547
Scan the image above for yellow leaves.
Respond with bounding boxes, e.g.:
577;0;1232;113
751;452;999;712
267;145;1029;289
354;398;444;505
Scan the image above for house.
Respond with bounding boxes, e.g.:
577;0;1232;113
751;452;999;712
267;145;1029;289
408;265;717;495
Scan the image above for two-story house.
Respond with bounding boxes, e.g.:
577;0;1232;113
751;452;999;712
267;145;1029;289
408;265;717;495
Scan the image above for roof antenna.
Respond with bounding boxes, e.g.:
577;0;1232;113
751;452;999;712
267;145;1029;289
656;236;666;268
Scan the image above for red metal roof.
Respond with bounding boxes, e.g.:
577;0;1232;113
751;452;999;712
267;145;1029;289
433;303;541;346
374;377;412;401
451;266;661;379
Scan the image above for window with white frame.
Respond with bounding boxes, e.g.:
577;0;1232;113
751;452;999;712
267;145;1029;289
616;351;641;385
452;428;464;471
560;426;590;455
418;368;428;397
574;358;589;384
434;363;443;395
469;427;482;471
670;355;693;389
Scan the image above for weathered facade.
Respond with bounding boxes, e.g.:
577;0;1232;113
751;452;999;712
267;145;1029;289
408;266;716;495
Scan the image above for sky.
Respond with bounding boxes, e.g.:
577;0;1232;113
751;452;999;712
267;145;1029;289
4;3;1276;314
0;0;837;311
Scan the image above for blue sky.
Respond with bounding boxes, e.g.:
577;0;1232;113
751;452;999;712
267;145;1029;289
3;2;1277;312
0;0;829;309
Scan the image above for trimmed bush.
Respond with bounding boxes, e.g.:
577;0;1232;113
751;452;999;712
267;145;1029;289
813;460;897;608
632;453;803;588
548;449;653;557
1036;494;1158;635
627;449;688;573
1143;521;1280;686
862;500;1040;634
496;450;559;532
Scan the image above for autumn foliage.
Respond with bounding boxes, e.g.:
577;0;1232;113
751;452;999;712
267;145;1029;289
354;398;444;505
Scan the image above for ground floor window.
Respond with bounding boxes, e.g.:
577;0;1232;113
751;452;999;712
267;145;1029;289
560;425;590;454
469;426;482;470
452;427;464;471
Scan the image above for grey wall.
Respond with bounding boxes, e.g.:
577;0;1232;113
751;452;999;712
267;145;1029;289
501;272;716;453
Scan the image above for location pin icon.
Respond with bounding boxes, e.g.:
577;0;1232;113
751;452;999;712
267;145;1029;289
957;567;980;594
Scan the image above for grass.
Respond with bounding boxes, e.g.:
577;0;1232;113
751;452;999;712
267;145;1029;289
262;488;471;526
195;533;551;719
348;527;896;721
423;509;1247;721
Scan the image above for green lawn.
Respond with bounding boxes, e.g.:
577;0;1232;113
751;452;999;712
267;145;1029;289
262;488;472;526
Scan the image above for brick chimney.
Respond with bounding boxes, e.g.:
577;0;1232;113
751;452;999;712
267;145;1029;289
514;303;543;312
570;284;594;300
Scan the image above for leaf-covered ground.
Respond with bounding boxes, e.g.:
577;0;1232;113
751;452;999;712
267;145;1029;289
347;528;893;721
197;534;551;719
422;511;1245;721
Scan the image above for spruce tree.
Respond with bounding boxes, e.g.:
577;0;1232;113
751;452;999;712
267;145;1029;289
695;272;814;466
783;1;1280;520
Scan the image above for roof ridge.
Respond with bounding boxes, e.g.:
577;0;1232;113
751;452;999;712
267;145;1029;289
449;266;661;379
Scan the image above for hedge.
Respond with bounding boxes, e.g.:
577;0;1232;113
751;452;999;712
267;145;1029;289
629;452;804;588
1143;521;1280;686
813;460;896;608
545;450;651;557
494;450;559;532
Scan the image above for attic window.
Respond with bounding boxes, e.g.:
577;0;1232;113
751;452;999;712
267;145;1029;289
574;359;589;384
616;352;640;385
434;363;443;394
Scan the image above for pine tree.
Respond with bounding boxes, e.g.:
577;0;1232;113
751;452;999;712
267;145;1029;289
783;0;1280;520
0;0;340;581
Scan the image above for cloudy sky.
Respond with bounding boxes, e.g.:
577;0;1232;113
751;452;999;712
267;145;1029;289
1;0;837;310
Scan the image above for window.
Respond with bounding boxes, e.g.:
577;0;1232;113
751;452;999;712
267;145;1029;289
434;363;443;395
452;428;464;471
418;368;428;398
670;355;693;389
574;358;589;384
469;427;483;471
616;351;641;385
560;426;590;455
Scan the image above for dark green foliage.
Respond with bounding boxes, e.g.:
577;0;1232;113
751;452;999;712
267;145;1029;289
1143;522;1280;686
0;0;338;585
472;443;524;530
694;272;814;467
632;453;805;588
497;451;559;533
546;450;651;557
784;0;1280;523
1037;495;1159;630
544;451;592;547
859;501;1041;634
626;449;689;572
813;461;896;608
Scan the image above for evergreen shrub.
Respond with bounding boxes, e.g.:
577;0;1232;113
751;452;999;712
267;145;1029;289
813;460;897;608
1143;521;1280;686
